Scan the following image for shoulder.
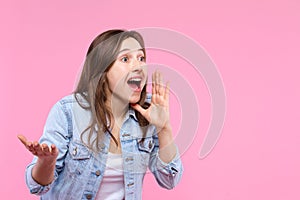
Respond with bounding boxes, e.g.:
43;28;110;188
57;94;79;105
53;93;89;108
47;93;89;118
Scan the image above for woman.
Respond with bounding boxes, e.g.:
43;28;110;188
18;29;183;200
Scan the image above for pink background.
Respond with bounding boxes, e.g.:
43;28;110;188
1;0;300;199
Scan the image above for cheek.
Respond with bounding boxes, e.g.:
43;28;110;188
107;76;118;92
143;67;148;84
107;71;127;91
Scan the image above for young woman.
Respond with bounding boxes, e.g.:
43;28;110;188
18;29;183;200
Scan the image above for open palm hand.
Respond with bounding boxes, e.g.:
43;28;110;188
132;70;170;131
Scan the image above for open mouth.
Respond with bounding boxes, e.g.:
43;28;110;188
127;77;142;91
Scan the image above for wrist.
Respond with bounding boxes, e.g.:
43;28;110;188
36;157;56;168
158;122;173;142
161;122;172;133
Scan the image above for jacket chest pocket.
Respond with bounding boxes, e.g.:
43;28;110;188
65;141;91;176
135;137;155;173
137;137;155;153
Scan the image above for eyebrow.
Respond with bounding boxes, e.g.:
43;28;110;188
118;48;144;54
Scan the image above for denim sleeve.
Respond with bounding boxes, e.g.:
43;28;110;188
25;100;72;195
149;134;183;190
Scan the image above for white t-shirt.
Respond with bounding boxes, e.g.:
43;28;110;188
96;152;125;200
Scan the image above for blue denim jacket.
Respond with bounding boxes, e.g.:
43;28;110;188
25;94;183;200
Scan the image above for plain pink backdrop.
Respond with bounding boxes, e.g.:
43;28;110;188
1;0;300;199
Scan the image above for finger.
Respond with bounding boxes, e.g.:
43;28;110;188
50;144;58;155
28;148;36;155
17;134;28;146
18;135;38;153
164;81;170;103
33;141;43;154
131;104;147;117
153;70;159;95
152;93;158;104
18;135;41;156
158;71;164;96
41;143;51;155
27;143;38;155
155;70;160;95
33;141;40;148
152;72;156;95
27;141;34;151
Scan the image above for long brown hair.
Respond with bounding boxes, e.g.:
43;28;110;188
74;29;149;151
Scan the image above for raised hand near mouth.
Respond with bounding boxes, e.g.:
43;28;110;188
131;70;170;131
131;70;177;163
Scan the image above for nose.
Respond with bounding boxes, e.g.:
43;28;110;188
130;58;143;72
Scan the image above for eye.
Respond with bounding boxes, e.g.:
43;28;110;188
121;56;129;63
138;56;145;62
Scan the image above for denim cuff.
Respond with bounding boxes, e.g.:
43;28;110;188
156;146;181;176
25;163;58;195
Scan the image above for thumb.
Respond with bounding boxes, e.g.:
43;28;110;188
17;134;28;146
131;103;146;116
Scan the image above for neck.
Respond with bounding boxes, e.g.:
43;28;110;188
106;94;129;127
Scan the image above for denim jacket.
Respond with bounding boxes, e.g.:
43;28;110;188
25;94;183;200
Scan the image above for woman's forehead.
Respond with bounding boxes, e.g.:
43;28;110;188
119;37;143;53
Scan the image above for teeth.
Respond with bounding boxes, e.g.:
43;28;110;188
129;78;142;81
127;77;142;88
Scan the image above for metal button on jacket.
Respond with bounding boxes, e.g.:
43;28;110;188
95;170;101;176
127;182;134;187
72;147;77;156
125;157;134;162
86;194;92;199
122;133;130;137
148;141;153;149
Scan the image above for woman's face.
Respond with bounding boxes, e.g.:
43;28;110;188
107;37;147;104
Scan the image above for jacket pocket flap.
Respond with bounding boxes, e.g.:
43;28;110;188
69;141;91;160
138;137;154;153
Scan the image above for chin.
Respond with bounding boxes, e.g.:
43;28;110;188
128;94;141;104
